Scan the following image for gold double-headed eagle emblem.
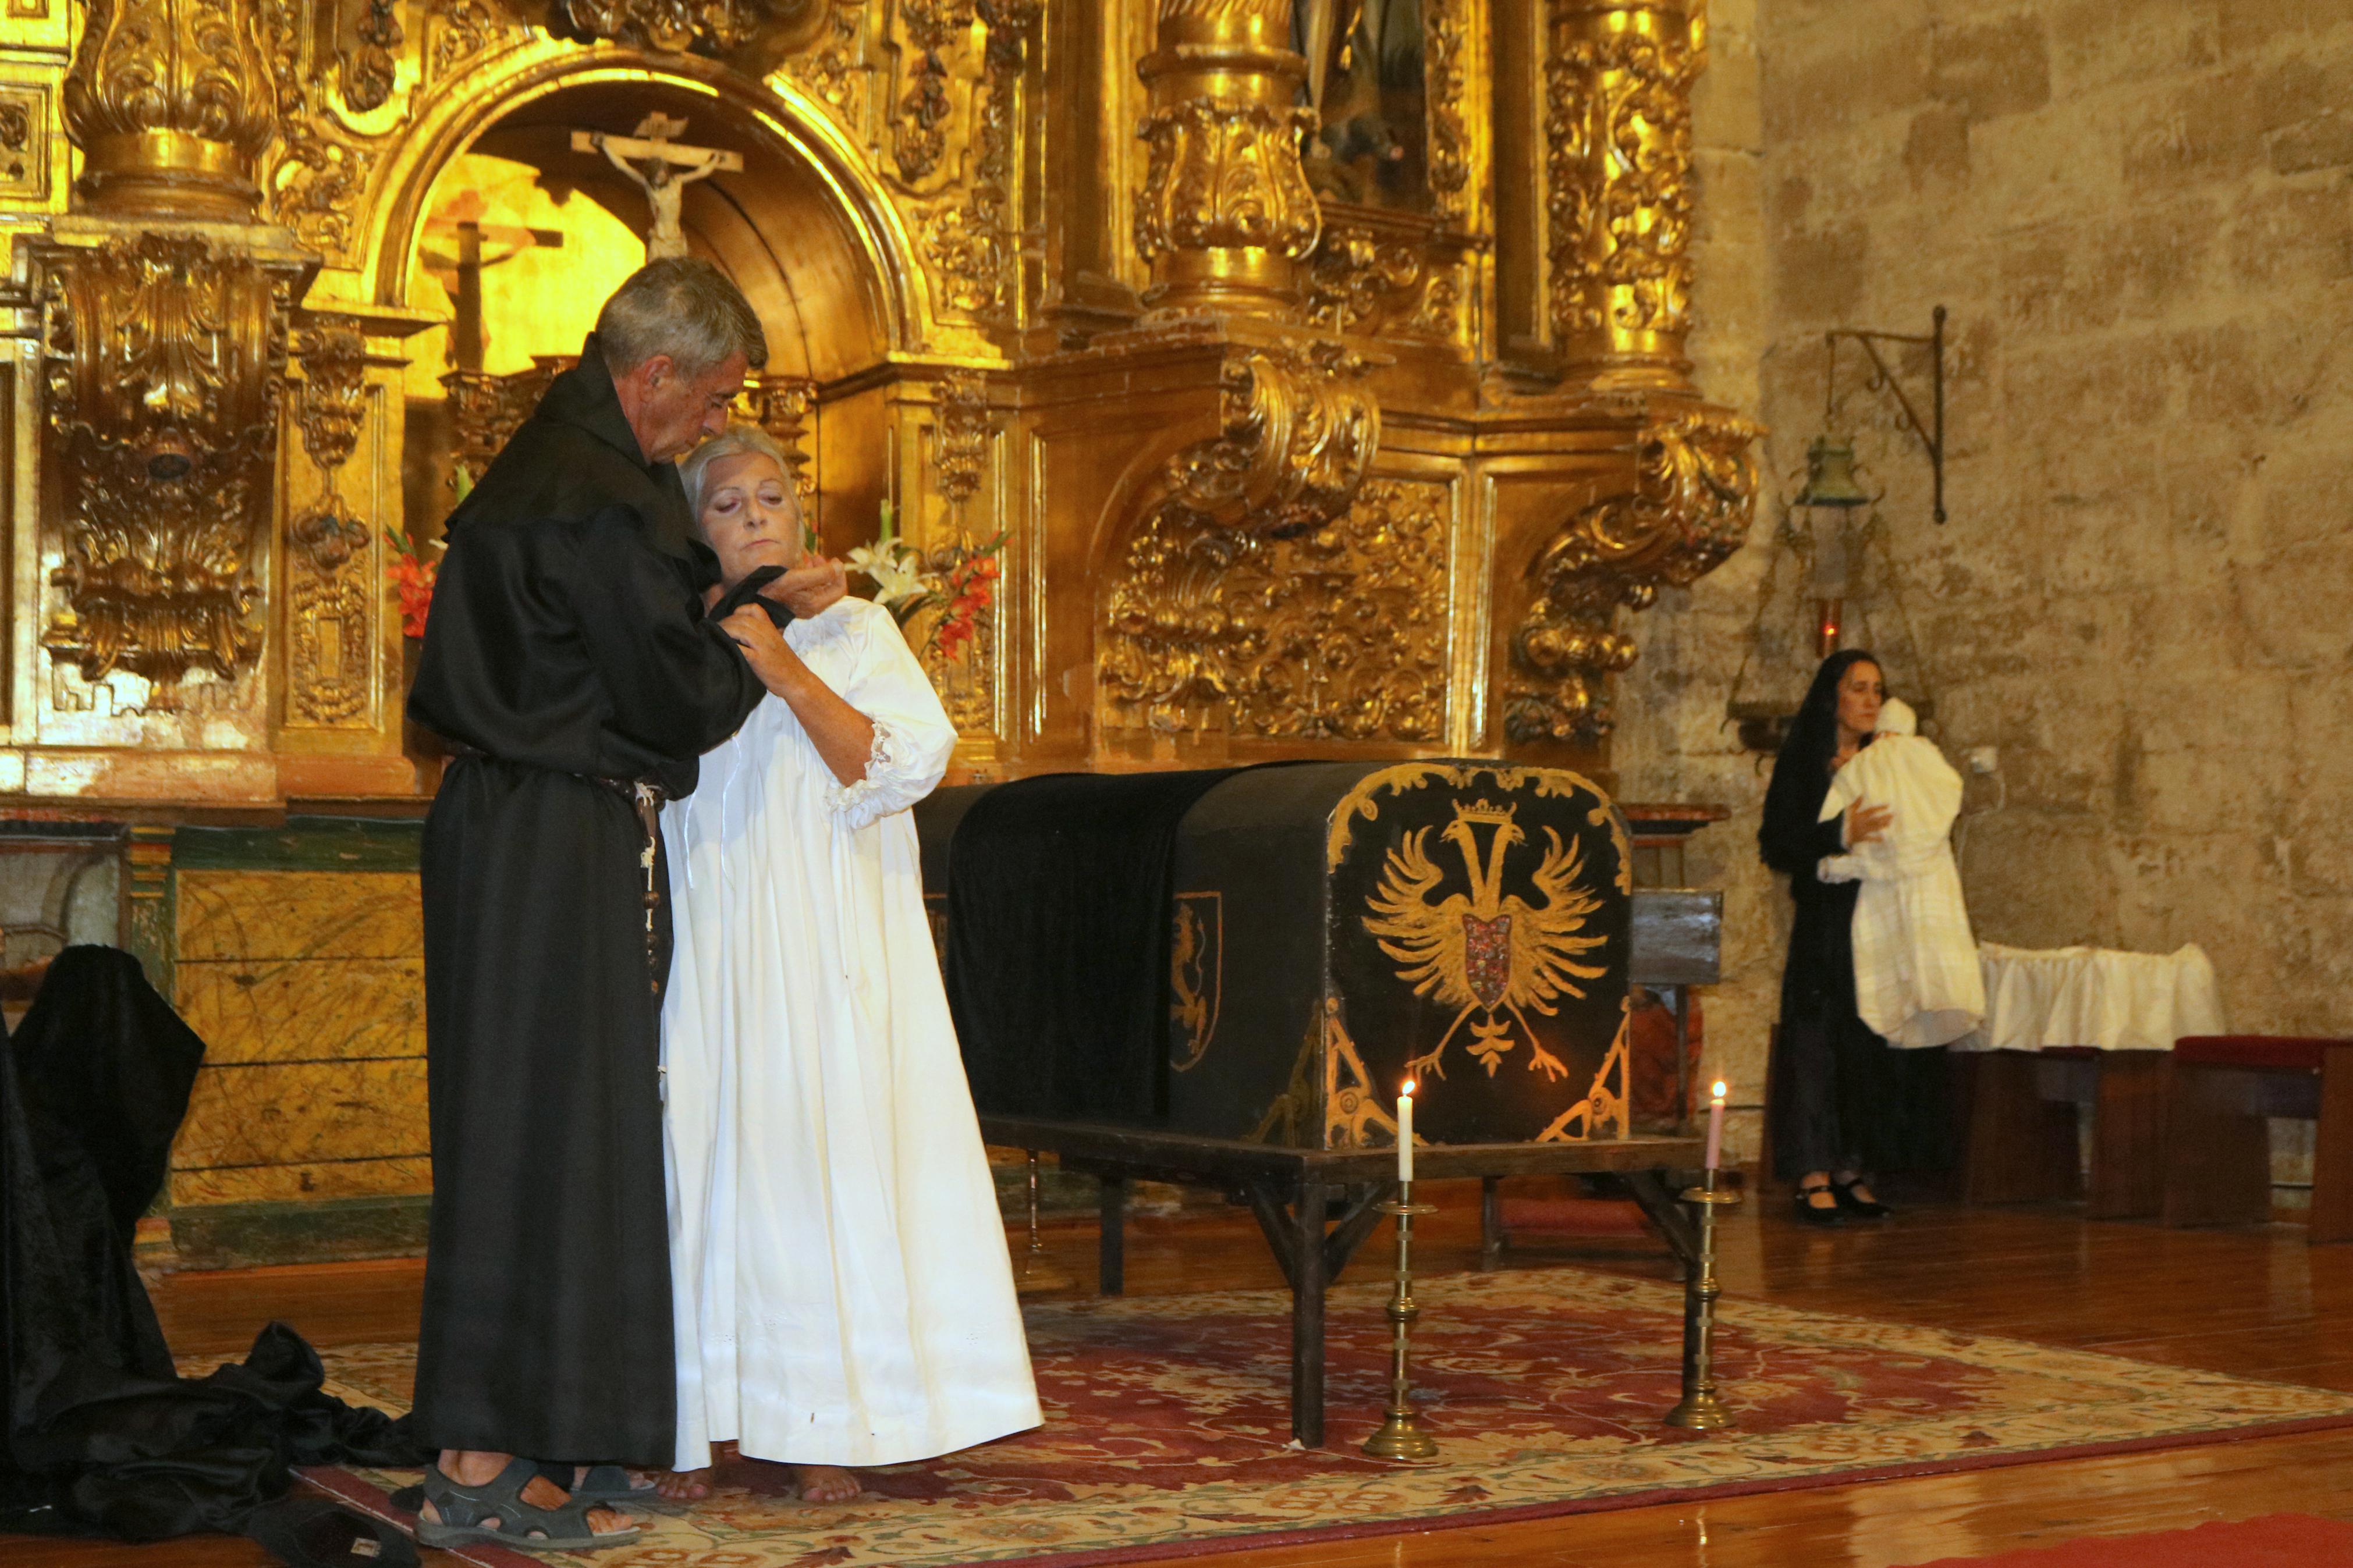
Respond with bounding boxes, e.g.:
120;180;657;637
1362;799;1607;1082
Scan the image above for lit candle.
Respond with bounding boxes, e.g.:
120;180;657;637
1397;1080;1415;1185
1705;1079;1727;1172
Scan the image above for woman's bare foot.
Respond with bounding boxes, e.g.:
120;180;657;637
655;1441;739;1503
421;1450;633;1538
794;1464;858;1503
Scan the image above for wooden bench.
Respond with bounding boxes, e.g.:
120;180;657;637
1957;1047;2170;1217
2160;1036;2353;1242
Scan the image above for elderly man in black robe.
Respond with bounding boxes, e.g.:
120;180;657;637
405;257;840;1551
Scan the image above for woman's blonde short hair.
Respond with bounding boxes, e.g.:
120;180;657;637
679;423;801;528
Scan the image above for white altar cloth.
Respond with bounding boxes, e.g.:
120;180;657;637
1954;942;2226;1053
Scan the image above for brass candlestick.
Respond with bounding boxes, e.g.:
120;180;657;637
1663;1166;1740;1430
1362;1182;1440;1460
1014;1150;1073;1296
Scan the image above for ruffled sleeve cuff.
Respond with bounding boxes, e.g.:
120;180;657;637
1816;853;1864;884
827;718;934;831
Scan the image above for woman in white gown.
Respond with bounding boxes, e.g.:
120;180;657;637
658;424;1040;1502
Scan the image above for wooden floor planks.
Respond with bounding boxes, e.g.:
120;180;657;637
16;1182;2353;1566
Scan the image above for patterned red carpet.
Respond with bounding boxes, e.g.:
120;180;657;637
1900;1513;2353;1566
289;1267;2353;1567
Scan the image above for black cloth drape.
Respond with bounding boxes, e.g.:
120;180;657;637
945;769;1245;1123
1761;749;1953;1179
0;945;423;1549
405;338;766;1466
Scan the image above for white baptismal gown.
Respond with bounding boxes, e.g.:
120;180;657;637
660;595;1041;1472
1816;709;1985;1050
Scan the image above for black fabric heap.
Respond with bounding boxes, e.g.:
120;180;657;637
945;769;1244;1123
0;945;424;1550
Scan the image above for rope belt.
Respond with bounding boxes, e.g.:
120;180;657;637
446;746;669;993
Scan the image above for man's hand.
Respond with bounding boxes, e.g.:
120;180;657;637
764;556;847;620
721;603;797;691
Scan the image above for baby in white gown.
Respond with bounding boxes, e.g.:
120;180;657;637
1816;698;1985;1048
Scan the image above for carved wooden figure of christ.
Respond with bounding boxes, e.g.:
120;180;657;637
573;113;743;262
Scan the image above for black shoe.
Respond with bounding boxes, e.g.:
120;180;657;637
1793;1181;1844;1225
1830;1176;1891;1219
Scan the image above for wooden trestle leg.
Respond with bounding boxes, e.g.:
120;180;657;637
1290;1179;1330;1448
1240;1177;1393;1447
1098;1174;1127;1296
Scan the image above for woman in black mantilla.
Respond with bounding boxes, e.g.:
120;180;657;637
1762;649;1953;1223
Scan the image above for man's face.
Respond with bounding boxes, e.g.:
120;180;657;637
619;350;749;465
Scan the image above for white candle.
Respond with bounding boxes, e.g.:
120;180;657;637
1705;1079;1727;1172
1397;1081;1415;1185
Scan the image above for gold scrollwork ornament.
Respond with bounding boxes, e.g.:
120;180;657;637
562;0;832;55
931;374;992;509
1101;477;1446;742
1505;407;1762;744
918;0;1036;316
1423;0;1470;219
1304;225;1426;336
286;317;375;728
40;234;293;687
1166;343;1381;536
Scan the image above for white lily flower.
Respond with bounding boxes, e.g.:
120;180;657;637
846;543;929;607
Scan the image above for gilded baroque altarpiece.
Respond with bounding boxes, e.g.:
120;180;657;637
0;0;1755;1239
0;0;1758;799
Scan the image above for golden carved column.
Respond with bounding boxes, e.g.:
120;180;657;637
63;0;278;221
1486;0;1763;748
33;0;311;719
1133;0;1323;320
1544;0;1704;393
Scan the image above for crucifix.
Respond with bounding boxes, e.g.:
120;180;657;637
572;113;743;262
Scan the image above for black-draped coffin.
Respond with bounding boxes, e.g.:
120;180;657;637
920;761;1635;1151
943;769;1244;1123
405;337;765;1466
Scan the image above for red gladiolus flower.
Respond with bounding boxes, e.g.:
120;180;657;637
385;530;440;639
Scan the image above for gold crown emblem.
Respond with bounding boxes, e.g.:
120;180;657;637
1450;798;1520;827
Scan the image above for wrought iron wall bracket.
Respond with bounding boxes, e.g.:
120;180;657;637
1823;304;1947;523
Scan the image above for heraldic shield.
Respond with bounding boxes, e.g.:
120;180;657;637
914;760;1635;1151
1327;762;1635;1147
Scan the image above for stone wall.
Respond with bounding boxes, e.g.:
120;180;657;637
1619;0;2353;1164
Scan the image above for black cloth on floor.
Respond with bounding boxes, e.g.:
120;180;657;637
405;337;766;1466
945;768;1245;1123
0;945;424;1549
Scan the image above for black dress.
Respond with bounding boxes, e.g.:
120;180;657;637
1761;742;1953;1182
405;337;765;1466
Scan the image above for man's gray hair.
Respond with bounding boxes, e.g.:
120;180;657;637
595;257;769;379
679;422;801;525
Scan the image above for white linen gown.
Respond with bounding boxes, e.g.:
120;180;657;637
1816;699;1986;1050
661;595;1041;1472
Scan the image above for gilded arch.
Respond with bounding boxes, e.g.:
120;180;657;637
352;48;923;365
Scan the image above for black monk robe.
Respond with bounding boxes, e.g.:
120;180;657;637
406;338;764;1466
